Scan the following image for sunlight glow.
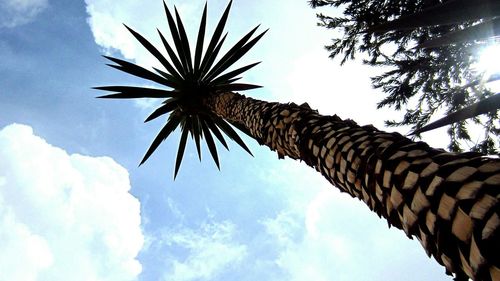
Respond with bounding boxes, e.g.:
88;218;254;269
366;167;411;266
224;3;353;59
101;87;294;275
475;43;500;92
477;44;500;76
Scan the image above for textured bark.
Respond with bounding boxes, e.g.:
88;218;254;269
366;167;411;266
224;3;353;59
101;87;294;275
205;91;500;281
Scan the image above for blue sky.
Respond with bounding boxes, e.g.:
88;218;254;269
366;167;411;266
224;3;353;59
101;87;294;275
0;0;452;280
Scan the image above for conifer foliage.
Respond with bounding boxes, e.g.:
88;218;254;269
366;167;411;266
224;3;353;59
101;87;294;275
310;0;500;154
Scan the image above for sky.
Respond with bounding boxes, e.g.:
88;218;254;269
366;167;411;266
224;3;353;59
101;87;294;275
0;0;453;280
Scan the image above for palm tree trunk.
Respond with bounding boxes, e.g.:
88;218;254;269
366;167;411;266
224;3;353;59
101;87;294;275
205;91;500;281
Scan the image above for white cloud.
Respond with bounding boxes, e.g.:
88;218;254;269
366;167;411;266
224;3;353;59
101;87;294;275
0;0;48;28
282;52;400;130
84;0;204;67
131;85;163;111
134;98;160;111
161;219;247;281
258;159;448;281
280;49;452;151
85;0;145;61
0;124;143;281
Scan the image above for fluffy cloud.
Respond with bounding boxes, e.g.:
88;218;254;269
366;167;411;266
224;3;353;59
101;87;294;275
282;52;401;130
0;0;48;28
84;0;204;66
160;219;247;281
260;161;448;281
85;0;147;62
0;124;143;281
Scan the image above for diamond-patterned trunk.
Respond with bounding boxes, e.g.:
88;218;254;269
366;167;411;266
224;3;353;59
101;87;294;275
205;91;500;281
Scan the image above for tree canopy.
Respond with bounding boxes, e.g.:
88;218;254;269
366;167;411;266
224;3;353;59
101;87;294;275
310;0;500;154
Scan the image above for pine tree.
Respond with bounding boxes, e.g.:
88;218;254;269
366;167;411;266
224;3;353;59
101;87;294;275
310;0;500;154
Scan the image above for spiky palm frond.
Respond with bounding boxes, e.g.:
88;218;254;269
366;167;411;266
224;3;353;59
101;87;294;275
96;1;266;178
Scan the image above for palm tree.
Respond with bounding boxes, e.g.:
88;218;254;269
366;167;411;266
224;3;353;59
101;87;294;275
96;2;500;280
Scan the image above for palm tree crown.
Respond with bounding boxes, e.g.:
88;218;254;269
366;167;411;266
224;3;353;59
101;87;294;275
95;0;267;178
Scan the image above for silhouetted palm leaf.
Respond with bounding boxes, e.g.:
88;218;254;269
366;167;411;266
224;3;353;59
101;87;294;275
214;83;262;92
193;4;208;75
190;116;202;160
141;113;183;165
157;29;185;78
97;0;265;178
211;62;261;85
205;119;229;150
174;120;190;178
95;86;179;99
144;99;179;122
124;24;182;81
104;56;177;88
213;117;253;156
201;120;220;169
